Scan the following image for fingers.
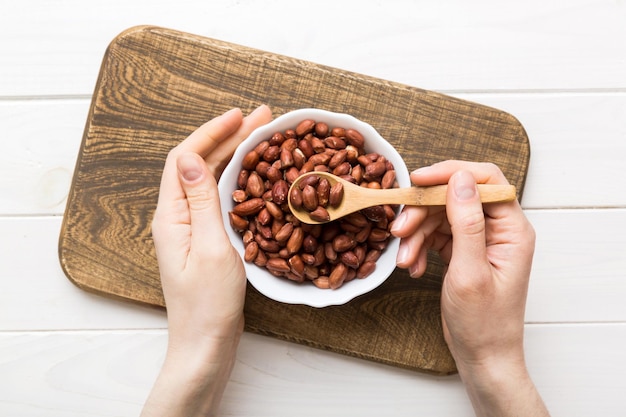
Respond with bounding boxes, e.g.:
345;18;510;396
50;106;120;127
157;105;272;215
152;107;270;301
411;159;524;241
415;161;529;245
391;206;429;238
175;108;244;158
445;170;490;276
206;104;273;179
393;209;445;277
177;152;228;256
392;161;528;283
157;108;245;208
411;161;509;187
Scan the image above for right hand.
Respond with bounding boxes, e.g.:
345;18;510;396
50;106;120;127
391;161;548;416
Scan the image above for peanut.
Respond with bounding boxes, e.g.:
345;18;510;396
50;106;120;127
309;206;330;222
233;198;265;216
328;182;344;206
302;185;318;211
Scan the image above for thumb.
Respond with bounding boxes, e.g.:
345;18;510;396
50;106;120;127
446;170;489;273
177;152;226;254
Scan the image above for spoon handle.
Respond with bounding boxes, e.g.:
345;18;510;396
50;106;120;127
358;184;517;206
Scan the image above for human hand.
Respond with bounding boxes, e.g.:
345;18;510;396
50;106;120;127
391;161;548;416
142;105;273;416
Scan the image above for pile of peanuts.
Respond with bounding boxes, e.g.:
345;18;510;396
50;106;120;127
228;119;399;290
288;174;344;222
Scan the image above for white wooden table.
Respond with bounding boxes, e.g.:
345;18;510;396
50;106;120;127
2;1;625;415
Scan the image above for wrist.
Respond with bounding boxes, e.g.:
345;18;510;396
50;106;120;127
457;354;529;390
457;355;543;417
164;316;243;391
141;320;243;417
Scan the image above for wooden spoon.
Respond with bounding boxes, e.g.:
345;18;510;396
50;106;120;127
288;171;517;224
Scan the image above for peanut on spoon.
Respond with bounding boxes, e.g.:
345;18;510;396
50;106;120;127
288;171;517;225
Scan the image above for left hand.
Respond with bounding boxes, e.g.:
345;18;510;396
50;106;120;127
153;105;272;348
143;105;272;416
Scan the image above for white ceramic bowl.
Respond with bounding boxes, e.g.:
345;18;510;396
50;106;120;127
218;109;409;307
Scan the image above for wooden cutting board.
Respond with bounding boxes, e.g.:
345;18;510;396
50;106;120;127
59;26;530;375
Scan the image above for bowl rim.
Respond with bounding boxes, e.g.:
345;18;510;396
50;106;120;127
217;108;409;307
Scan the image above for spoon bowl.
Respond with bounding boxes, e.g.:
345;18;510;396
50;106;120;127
288;171;517;224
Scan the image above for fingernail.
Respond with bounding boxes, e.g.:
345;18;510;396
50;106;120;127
220;107;241;118
453;171;476;201
411;166;430;176
249;104;269;116
409;263;420;278
178;153;203;182
396;241;409;265
390;211;407;234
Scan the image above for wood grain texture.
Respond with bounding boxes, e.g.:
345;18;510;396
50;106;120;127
58;26;530;374
3;93;625;216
